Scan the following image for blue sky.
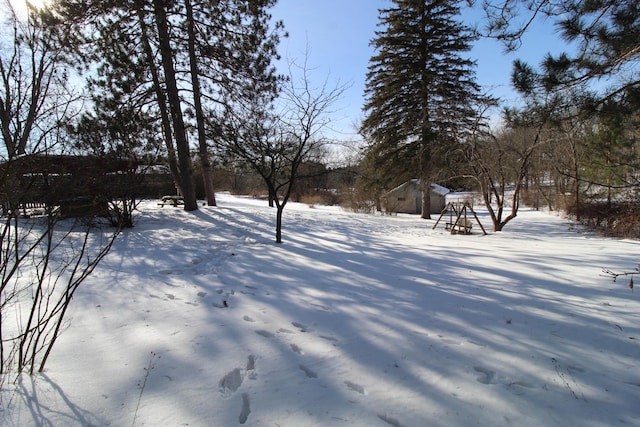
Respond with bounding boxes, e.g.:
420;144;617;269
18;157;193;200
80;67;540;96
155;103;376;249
271;0;565;139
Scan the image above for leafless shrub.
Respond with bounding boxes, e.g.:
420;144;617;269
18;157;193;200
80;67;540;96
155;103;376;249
570;202;640;239
0;211;119;384
340;186;377;214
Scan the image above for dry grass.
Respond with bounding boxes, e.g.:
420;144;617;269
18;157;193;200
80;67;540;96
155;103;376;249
299;190;339;207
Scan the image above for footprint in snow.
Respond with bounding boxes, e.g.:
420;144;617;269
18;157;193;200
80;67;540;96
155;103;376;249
219;356;256;398
290;343;304;355
378;414;404;427
508;380;536;395
291;322;309;332
299;364;317;378
255;330;274;338
439;335;461;345
474;366;496;384
319;335;339;343
345;380;366;395
219;368;243;397
212;301;228;309
246;355;255;371
239;393;251;424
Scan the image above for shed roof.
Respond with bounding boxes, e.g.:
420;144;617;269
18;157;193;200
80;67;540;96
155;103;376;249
386;179;450;196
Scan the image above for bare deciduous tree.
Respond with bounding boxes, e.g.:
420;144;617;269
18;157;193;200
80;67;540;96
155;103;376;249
464;124;544;231
220;55;347;243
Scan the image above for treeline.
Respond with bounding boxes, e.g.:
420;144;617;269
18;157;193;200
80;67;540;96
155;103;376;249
354;0;639;235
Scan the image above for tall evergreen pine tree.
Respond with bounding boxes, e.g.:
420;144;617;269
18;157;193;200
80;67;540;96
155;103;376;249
57;0;282;211
361;0;479;218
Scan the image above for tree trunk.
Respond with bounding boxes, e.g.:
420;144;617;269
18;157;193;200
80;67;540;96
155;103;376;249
134;0;182;194
574;160;581;221
420;179;431;219
275;206;283;243
418;121;431;219
185;0;216;206
268;185;275;207
153;0;197;211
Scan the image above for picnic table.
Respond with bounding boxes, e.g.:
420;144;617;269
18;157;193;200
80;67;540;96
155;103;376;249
158;195;184;207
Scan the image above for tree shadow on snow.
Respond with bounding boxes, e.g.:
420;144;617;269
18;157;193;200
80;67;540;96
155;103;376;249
6;200;639;426
1;373;104;426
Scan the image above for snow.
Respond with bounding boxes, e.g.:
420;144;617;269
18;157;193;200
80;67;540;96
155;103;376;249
2;192;639;426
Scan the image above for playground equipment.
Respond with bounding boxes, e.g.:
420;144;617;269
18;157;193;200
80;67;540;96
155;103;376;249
432;201;487;235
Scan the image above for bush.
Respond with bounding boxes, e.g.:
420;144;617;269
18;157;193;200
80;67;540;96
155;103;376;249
339;187;378;214
299;190;339;207
570;202;640;238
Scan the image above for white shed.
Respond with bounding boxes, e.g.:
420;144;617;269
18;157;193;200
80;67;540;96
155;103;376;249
383;179;449;215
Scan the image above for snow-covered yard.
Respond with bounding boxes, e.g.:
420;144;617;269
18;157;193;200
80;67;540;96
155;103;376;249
2;193;639;426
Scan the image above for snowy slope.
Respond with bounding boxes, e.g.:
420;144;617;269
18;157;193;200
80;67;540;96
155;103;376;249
2;193;639;426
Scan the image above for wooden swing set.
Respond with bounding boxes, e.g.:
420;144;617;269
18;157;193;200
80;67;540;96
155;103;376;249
432;201;487;235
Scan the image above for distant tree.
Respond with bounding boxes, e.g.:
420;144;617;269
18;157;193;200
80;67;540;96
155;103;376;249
220;56;346;243
291;160;330;201
218;83;281;207
361;0;480;219
510;60;639;218
463;123;545;231
502;85;590;218
581;100;639;205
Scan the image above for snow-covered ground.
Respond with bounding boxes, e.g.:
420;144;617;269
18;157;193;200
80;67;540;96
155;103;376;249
2;192;639;426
